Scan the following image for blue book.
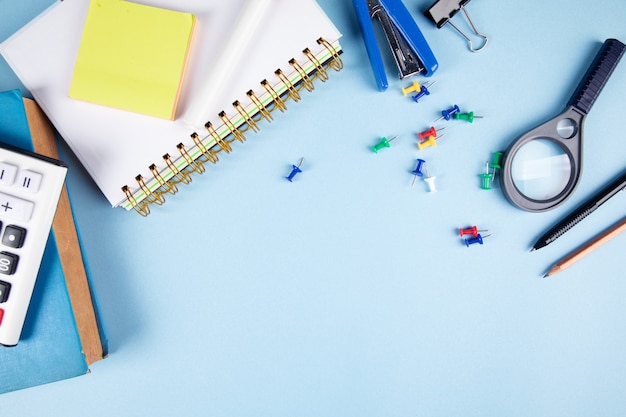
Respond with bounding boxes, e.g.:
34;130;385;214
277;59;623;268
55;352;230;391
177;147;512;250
0;89;104;394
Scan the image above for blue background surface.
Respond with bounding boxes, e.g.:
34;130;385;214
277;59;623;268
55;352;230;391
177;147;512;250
2;0;626;415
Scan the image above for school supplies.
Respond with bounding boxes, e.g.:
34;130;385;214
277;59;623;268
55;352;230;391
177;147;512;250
69;0;196;120
531;167;626;252
0;0;343;216
353;0;438;91
500;38;625;212
424;0;488;52
285;158;305;182
543;216;626;277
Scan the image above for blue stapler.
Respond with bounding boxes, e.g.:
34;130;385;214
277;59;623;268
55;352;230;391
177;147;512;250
353;0;438;91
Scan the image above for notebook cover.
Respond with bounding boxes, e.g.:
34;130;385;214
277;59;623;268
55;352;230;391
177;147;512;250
23;96;105;366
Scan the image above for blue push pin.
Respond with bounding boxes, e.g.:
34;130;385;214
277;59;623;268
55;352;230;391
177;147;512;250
434;104;460;122
410;158;426;188
286;158;304;182
464;233;491;247
411;85;431;103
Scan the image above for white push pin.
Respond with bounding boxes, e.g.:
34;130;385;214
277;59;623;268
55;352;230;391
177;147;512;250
424;167;437;192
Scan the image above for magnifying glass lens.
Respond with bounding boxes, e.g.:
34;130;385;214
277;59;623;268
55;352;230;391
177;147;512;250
511;139;572;200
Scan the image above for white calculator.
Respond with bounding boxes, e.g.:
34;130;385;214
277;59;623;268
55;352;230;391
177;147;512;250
0;142;67;347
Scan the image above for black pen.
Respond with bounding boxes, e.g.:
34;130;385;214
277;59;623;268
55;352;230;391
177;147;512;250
531;168;626;251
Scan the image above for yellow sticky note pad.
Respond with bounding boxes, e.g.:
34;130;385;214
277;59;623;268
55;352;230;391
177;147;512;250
69;0;196;120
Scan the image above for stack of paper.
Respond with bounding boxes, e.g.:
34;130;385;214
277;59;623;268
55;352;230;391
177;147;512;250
69;0;196;120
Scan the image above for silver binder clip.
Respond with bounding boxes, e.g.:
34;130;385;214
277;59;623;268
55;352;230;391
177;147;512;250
424;0;488;53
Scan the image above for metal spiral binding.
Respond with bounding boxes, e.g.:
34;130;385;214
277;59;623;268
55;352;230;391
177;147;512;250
247;90;273;122
261;79;287;112
303;47;328;81
122;185;150;216
205;122;232;154
318;38;343;71
234;100;260;132
219;111;247;142
150;163;178;195
136;175;165;205
163;153;192;185
289;58;315;92
274;69;301;102
191;132;219;164
123;37;343;215
177;143;205;174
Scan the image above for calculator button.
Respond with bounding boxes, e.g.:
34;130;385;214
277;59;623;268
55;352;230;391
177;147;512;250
16;169;43;193
2;225;26;249
0;193;34;222
0;308;4;325
0;162;18;186
0;280;10;302
0;252;18;276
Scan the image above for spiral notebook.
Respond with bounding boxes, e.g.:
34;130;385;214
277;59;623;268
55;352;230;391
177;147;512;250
0;0;343;216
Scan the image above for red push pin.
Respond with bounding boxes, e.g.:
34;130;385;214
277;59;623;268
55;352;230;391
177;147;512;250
418;126;445;141
459;225;488;238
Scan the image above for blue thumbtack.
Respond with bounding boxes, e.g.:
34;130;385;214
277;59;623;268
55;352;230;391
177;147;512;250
410;158;426;188
464;233;491;247
412;85;431;103
286;158;304;182
434;104;460;122
411;80;437;103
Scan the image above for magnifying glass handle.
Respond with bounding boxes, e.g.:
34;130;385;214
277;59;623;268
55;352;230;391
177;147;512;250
568;38;626;115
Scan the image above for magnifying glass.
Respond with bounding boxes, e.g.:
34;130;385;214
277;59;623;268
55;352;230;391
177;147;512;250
500;38;625;212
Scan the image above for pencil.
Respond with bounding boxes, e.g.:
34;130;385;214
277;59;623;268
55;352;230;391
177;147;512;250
543;216;626;277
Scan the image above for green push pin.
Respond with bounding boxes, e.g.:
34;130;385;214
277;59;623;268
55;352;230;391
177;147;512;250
453;111;483;123
489;151;503;182
372;135;398;153
480;161;493;190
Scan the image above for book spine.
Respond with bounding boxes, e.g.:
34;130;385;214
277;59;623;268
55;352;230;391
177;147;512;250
121;37;343;216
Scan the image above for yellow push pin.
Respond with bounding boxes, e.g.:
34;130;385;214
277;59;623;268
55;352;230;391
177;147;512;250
401;81;422;96
418;135;437;151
